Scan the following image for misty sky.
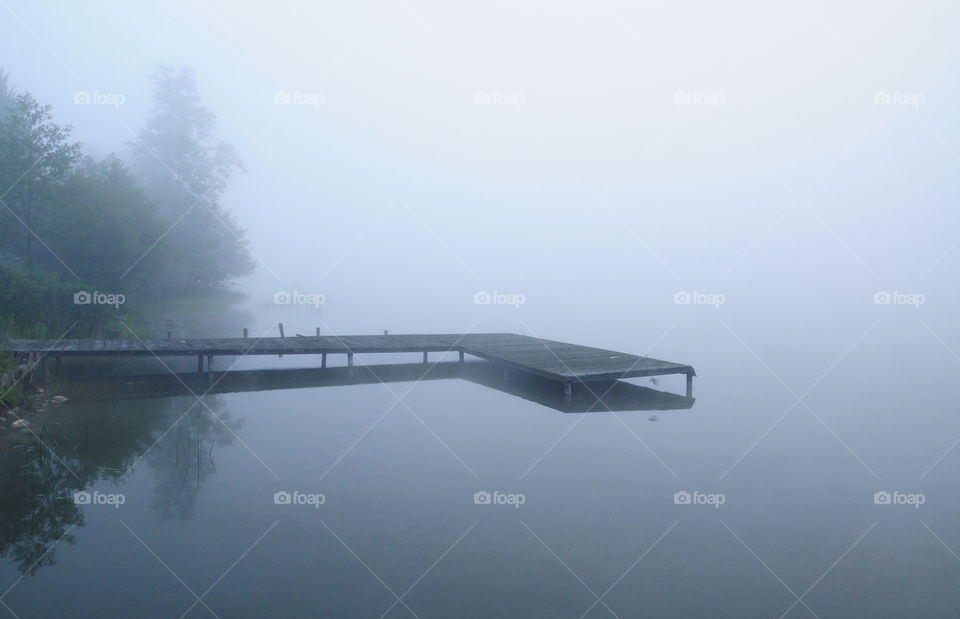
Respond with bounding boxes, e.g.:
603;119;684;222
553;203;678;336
1;0;956;350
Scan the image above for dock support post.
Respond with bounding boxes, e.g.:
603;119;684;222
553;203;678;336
422;351;428;364
278;323;284;338
197;355;203;374
321;353;327;368
459;350;464;363
347;352;354;368
564;381;572;397
207;355;213;373
243;328;248;338
316;327;321;336
686;372;693;398
167;331;172;341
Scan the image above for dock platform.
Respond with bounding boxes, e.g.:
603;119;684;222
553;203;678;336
1;333;696;397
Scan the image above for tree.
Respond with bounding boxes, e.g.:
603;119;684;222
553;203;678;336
0;93;82;271
42;155;167;288
130;66;253;293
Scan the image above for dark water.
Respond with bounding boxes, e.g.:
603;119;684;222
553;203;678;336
1;314;958;618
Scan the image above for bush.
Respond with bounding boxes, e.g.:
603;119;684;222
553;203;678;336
0;263;108;337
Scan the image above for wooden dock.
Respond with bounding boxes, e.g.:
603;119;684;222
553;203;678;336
0;333;696;397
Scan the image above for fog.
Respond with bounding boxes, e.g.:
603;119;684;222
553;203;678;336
5;1;955;334
1;1;958;616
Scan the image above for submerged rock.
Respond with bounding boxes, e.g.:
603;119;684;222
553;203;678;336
50;396;68;404
11;419;29;428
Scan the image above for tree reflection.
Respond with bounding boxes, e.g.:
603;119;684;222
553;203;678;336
147;402;241;520
0;391;240;575
0;442;82;576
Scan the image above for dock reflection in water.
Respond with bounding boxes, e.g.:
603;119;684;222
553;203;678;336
56;360;696;413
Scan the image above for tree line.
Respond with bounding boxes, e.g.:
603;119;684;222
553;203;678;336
0;67;254;337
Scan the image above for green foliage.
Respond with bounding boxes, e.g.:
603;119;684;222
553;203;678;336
0;92;83;271
0;385;23;408
0;66;252;339
131;66;254;294
0;263;94;337
42;155;167;288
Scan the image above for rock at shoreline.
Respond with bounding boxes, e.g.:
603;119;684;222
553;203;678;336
50;396;68;404
11;419;29;428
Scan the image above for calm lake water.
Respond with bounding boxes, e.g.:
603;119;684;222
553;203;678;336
1;311;958;618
